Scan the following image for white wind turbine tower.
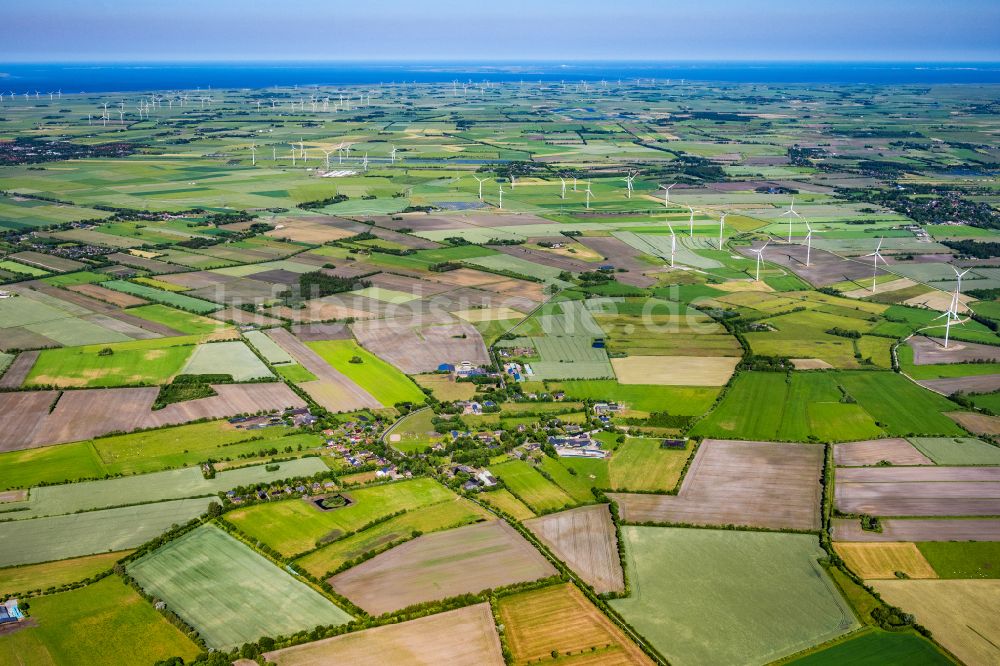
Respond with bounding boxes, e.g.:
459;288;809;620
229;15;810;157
718;214;727;250
585;181;593;210
864;238;886;293
290;144;296;167
560;177;566;200
687;206;695;237
779;197;803;243
573;177;578;192
473;176;486;201
750;240;770;281
322;149;333;170
937;267;971;348
390;146;397;164
622;171;638;199
803;221;816;266
362;153;369;172
337;142;345;164
250;144;257;166
498;185;504;210
666;221;677;267
659;183;675;208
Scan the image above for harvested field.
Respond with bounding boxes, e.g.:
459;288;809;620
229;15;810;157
947;411;1000;435
107;251;184;274
791;358;835;370
919;374;1000;394
264;328;380;411
9;251;85;272
289;322;354;342
909;335;1000;365
128;525;351;650
2;383;304;450
611;355;739;386
524;504;623;593
833;439;933;466
413;373;475;401
210;306;284;327
497;583;652;666
872;580;1000;666
835;466;1000;516
833;543;938;579
0;351;39;389
351;318;490;373
329;521;556;615
610;439;823;530
67;282;148;307
832;517;1000;542
263;603;502;666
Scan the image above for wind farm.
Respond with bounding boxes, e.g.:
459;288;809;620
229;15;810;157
0;5;999;665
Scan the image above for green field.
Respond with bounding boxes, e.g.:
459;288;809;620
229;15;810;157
608;438;693;492
6;458;326;520
611;527;858;665
0;576;200;665
128;525;352;650
226;478;454;557
0;498;211;566
480;488;536;520
24;336;199;387
294;497;491;578
550;379;720;414
488;459;576;513
126;304;227;334
908;437;1000;465
180;340;274;380
102;279;222;313
916;542;1000;579
692;371;963;441
0;422;317;489
307;339;426;406
0;550;131;597
788;628;953;665
244;329;295;364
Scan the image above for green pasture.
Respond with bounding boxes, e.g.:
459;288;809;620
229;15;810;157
608;438;693;492
307;339;426;406
244;329;295;364
180;340;274;380
916;542;1000;579
24;336;198;387
488;459;576;513
908;437;1000;465
102;279;222;313
126;304;226;334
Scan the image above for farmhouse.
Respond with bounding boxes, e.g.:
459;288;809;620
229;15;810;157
549;433;609;459
0;599;22;624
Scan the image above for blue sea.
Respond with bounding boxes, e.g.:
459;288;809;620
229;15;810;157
1;61;999;93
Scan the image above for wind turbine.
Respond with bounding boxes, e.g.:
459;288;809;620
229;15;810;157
572;177;577;192
559;177;566;200
750;240;770;281
659;183;676;207
937;267;970;349
498;185;504;210
864;238;886;293
362;153;369;172
666;221;676;267
687;206;695;237
290;144;296;167
718;214;727;250
473;175;486;201
250;144;257;166
585;181;593;210
322;149;333;170
622;170;638;199
804;221;815;266
779;197;803;243
390;145;397;164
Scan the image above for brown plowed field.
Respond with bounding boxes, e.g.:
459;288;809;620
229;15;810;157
832;517;1000;542
263;603;503;666
497;583;652;666
67;283;148;308
736;243;877;287
610;439;823;530
0;383;304;450
524;505;624;594
919;374;1000;395
835;466;1000;516
575;237;658;287
0;351;39;389
350;319;489;374
908;335;1000;365
265;328;381;411
833;439;933;466
947;411;1000;435
329;521;556;615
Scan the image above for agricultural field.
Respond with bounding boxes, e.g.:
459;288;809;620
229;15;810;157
23;336;199;387
0;576;200;665
608;437;694;492
497;583;652;665
834;465;1000;517
329;521;557;615
833;543;938;580
788;629;954;665
524;504;624;593
611;527;857;665
916;541;1000;579
307;339;426;406
872;580;1000;666
262;604;504;665
488;459;577;513
127;525;352;650
226;478;455;557
0;550;132;597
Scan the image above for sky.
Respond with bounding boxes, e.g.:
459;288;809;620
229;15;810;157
1;0;998;62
